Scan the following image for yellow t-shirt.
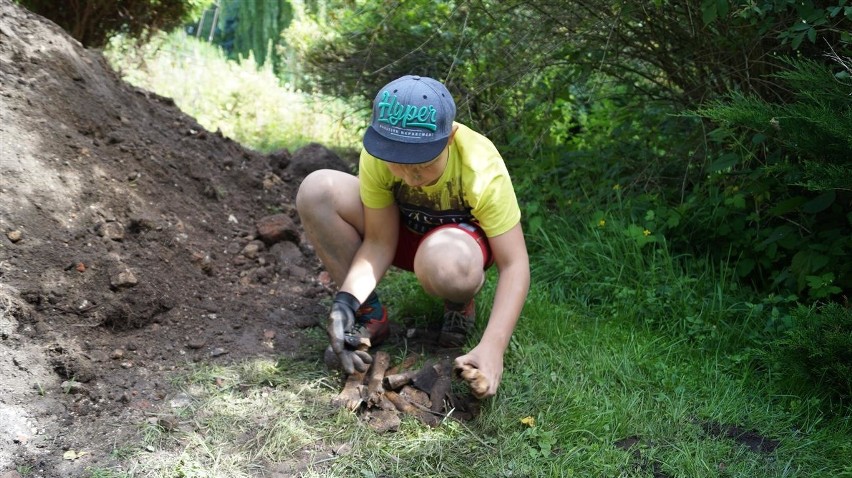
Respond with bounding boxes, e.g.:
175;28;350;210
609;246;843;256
359;123;521;237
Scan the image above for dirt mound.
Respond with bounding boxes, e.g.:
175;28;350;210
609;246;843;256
0;1;350;475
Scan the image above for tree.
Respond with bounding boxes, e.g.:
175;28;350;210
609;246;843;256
294;0;851;126
219;0;293;68
19;0;208;48
190;0;293;71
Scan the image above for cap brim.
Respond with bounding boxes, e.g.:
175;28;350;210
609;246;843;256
363;126;448;164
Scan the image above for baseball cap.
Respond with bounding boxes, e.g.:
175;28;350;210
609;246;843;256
363;75;456;164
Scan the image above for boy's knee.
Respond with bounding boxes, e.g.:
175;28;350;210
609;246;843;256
414;233;484;297
415;262;482;299
296;170;334;212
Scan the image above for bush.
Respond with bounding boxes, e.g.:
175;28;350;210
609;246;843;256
691;56;852;300
18;0;206;48
767;302;852;399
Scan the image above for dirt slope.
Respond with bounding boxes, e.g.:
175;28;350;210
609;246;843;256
0;2;349;475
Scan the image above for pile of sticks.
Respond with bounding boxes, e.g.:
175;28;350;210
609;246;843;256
331;351;480;433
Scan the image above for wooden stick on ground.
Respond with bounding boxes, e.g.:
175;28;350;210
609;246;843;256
383;369;418;390
366;351;390;407
331;371;366;411
385;390;439;427
429;359;453;414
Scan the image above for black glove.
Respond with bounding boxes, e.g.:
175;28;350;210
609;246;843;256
327;291;372;374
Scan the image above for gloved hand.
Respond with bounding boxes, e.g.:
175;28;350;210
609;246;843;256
326;291;372;374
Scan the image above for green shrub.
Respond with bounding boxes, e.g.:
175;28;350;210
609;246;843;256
767;302;852;399
691;57;852;300
526;210;764;348
18;0;207;48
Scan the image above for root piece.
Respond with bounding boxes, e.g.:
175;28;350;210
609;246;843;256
383;369;418;391
385;391;439;427
429;375;451;413
400;385;431;409
447;392;482;421
385;352;420;376
375;394;397;412
366;351;390;407
385;390;416;413
429;359;453;413
363;409;400;433
411;360;438;392
331;371;366;411
455;363;488;399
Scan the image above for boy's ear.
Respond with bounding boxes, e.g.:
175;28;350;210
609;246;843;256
447;124;460;145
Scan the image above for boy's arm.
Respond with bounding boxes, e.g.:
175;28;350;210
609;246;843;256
325;203;399;375
340;203;399;302
454;222;530;398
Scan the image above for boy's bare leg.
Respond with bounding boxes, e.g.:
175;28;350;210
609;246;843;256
413;228;485;303
295;170;364;287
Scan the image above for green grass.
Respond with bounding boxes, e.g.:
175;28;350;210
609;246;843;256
90;34;852;478
91;215;851;477
104;31;363;154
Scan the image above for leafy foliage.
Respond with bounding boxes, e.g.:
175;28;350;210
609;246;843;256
283;0;852;303
18;0;207;48
767;302;852;399
691;56;852;299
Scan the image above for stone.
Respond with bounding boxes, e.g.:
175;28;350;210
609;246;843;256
110;270;138;290
97;221;125;241
256;214;298;245
241;241;264;259
6;229;22;243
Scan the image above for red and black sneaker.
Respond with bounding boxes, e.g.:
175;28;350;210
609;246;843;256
439;299;475;347
353;303;389;347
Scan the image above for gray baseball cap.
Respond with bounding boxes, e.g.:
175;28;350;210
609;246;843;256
363;75;456;164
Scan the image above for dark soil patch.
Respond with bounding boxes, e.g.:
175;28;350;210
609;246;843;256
613;435;671;478
700;421;781;454
613;420;779;478
0;1;355;475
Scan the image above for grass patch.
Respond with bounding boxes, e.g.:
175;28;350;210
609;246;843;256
88;216;852;478
108;298;850;476
104;31;363;154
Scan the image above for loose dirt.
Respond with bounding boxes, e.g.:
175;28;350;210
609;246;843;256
0;2;357;475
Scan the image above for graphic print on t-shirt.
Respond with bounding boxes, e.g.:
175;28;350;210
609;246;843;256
392;180;474;234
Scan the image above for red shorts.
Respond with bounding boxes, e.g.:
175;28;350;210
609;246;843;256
392;222;494;272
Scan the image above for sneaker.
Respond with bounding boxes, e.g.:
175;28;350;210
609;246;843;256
352;303;389;347
439;299;475;347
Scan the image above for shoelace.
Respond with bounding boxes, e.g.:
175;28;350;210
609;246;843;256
443;309;473;332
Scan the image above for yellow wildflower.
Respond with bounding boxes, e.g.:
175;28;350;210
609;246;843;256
643;229;651;236
521;416;536;427
612;184;621;191
598;219;606;228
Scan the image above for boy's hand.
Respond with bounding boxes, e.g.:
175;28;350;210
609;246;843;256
327;292;372;374
454;363;488;398
454;344;503;399
324;346;372;374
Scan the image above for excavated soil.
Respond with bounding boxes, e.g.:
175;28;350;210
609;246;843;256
0;2;363;475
